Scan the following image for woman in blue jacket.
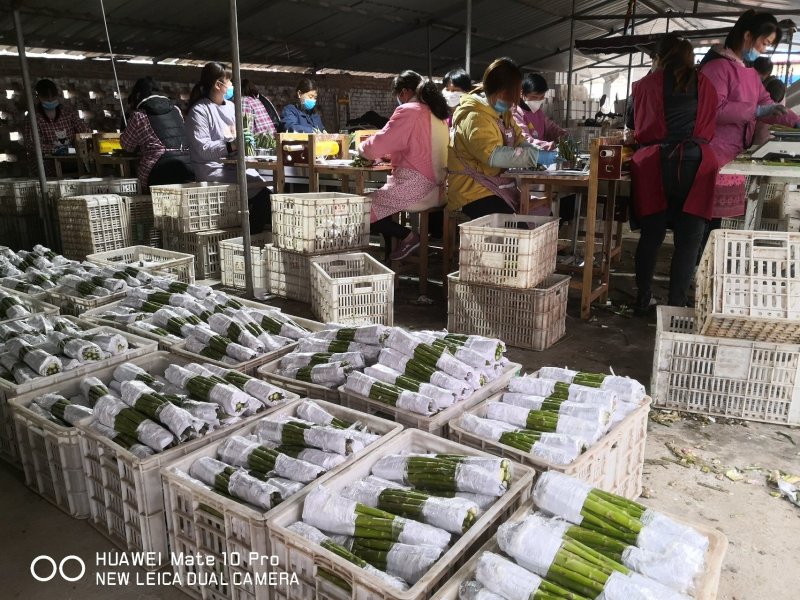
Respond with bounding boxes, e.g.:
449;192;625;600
281;78;326;133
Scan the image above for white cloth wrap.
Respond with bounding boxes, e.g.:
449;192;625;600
418;382;457;409
420;495;478;534
501;392;547;410
385;543;442;584
622;546;701;595
340;478;386;506
242;378;286;406
429;370;472;395
453;462;506;496
638;509;710;555
364;363;400;384
396;390;436;415
496;517;562;576
308;362;348;386
294;448;347;470
601;376;647;404
460;413;518;440
344;371;376;397
113;362;150;383
180;400;219;428
555;401;610;428
485;402;530;428
434;352;476;385
348;429;380;447
554;414;604;444
537;367;578;382
62;403;93;425
451;346;490;368
329;352;366;368
280;353;320;370
508;376;556;396
207;384;251;416
91;333;128;356
377;348;411;373
458;581;506;600
475;552;542;600
385;328;421;356
295;400;335;426
255;419;363;455
302;487;360;535
23;349;62;376
189;456;229;485
208;313;264;352
461;336;505;358
395;517;451;549
265;477;305;499
564;385;618;411
533;471;591;524
226;469;279;510
531;441;579;465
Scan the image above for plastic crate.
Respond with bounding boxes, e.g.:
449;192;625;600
0;288;60;325
219;234;270;291
151;182;239;233
429;502;727;600
447;272;568;351
160;399;404;600
266;429;535;600
163;227;242;280
57;194;131;260
87;245;195;283
258;358;342;404
450;392;650;500
0;215;48;251
458;214;559;289
8;352;186;519
653;306;800;425
696;230;800;343
79;364;300;566
267;243;311;303
271;192;371;254
310;252;394;326
338;362;521;438
0;394;20;467
73;177;139;196
45;287;128;317
128;194;160;247
0;178;41;215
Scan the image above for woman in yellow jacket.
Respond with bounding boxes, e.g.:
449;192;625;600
447;57;540;219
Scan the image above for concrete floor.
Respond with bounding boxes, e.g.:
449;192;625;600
2;238;798;599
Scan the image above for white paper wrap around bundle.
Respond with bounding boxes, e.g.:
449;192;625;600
485;402;603;444
15;343;62;376
112;362;153;385
364;364;457;410
90;332;128;356
510;377;619;410
286;522;408;591
382;542;442;584
264;477;305;499
217;436;324;482
190;456;279;510
311;324;389;346
597;571;692;600
297;338;381;363
248;308;307;340
120;380;196;439
208;313;264;352
182;337;236;364
93;395;174;452
637;509;710;556
302;487;451;549
378;348;472;396
152;308;194;337
188;326;257;362
61;402;93;425
372;454;507;497
278;444;347;470
345;371;436;415
497;516;564;577
179;399;220;428
458;580;506;600
475;552;543;600
533;471;591;524
202;363;287;406
290;362;348;387
255;418;364;455
89;422;154;458
622;545;702;595
460;412;518;437
295;400;336;426
502;391;615;420
164;365;250;415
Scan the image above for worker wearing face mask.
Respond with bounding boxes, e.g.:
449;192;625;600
512;73;567;151
281;78;326;133
441;68;472;126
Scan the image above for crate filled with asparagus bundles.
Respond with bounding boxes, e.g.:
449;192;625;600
161;399;403;599
431;471;727;600
0;287;59;324
266;429;535;600
450;366;650;498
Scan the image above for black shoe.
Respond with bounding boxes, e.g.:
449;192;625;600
633;296;657;316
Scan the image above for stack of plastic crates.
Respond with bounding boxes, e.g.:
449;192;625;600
0;179;47;250
448;214;569;351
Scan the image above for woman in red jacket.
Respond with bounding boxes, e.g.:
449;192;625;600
630;34;719;314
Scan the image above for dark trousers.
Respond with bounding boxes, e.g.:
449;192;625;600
635;156;706;307
147;153;194;187
462;195;514;220
248;188;271;234
371;216;409;260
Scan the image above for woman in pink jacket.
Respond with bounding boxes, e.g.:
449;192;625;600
512;73;566;150
359;70;450;260
701;11;800;220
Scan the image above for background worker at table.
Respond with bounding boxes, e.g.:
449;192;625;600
447;57;540;220
630;34;719;314
281;78;326;133
240;79;279;135
360;70;449;261
512;73;566;150
22;78;90;177
441;68;472;127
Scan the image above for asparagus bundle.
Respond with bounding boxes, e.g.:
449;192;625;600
502;392;614;424
120;380;198;439
5;337;62;375
256;439;347;470
459;413;584;465
372;454;510;497
287;522;408;591
189;456;282;510
537;367;646;404
1;354;38;383
88;422;155;459
254;417;365;455
89;275;127;293
293;400;381;447
340;476;480;534
310;324;390;346
0;291;32;320
57;274;111;298
183;363;261;415
364;364;457;410
510;377;618;411
217;435;325;482
164;365;252;415
201;363;290;407
182;336;238;364
378;348;473;396
88;332;128;356
249;308;309;340
298;338;381;363
473;552;584;600
285;362;349;388
150;277;213;300
302;486;451;550
533;472;709;558
344;371;436;415
33;393;93;426
186;326;258;362
151;307;202;337
222;308;289;351
95;304;148;324
112;362;159;388
497;513;691;600
93;395;175;452
279;351;366;371
47;331;104;362
2;278;46;295
128;288;198;310
386;329;481;387
350;537;443;585
485;402;606;444
208;313;264;352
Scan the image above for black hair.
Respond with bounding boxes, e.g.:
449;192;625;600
442;69;472;92
241;79;259;97
34;79;58;98
295;78;318;112
478;57;523;103
522;73;548;95
392;70;449;120
656;33;696;93
128;77;160;109
724;10;783;53
753;56;774;77
187;62;232;111
764;76;786;102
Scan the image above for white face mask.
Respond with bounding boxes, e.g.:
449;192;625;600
443;91;463;108
526;99;544;112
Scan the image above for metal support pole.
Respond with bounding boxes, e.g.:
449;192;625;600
13;6;54;248
465;0;472;74
565;0;577;128
623;2;637;124
230;0;254;298
785;30;794;87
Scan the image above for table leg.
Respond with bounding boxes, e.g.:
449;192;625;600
340;174;351;194
572;192;582;257
601;181;618;301
54;158;62;179
519;182;530;215
356;173;366;196
419;211;429;296
582;152;600;319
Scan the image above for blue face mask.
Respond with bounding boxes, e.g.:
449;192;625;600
744;47;760;62
303;98;317;110
223;84;234;101
41;100;60;110
493;99;510;114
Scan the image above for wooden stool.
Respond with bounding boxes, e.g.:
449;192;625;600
390;206;443;297
442;208;469;281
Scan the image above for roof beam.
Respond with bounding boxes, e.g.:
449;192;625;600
572;10;800;20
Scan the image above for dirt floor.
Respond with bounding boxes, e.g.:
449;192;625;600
1;236;799;599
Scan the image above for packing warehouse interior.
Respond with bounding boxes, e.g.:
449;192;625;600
0;0;799;599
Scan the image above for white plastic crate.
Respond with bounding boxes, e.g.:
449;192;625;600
338;362;521;438
266;429;535;600
447;272;568;351
271;192;371;254
87;245;196;283
258;358;341;404
128;194;160;247
0;178;41;215
696;230;800;343
310;252;394;326
219;234;270;291
429;502;727;600
73;177;139;196
8;352;186;519
160;399;404;600
719;216;787;231
450;392;650;500
0;393;19;467
267;243;311;303
653;306;800;425
57;194;131;260
45;287;128;317
0;288;60;325
163;227;242;280
458;214;559;289
151;182;239;233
